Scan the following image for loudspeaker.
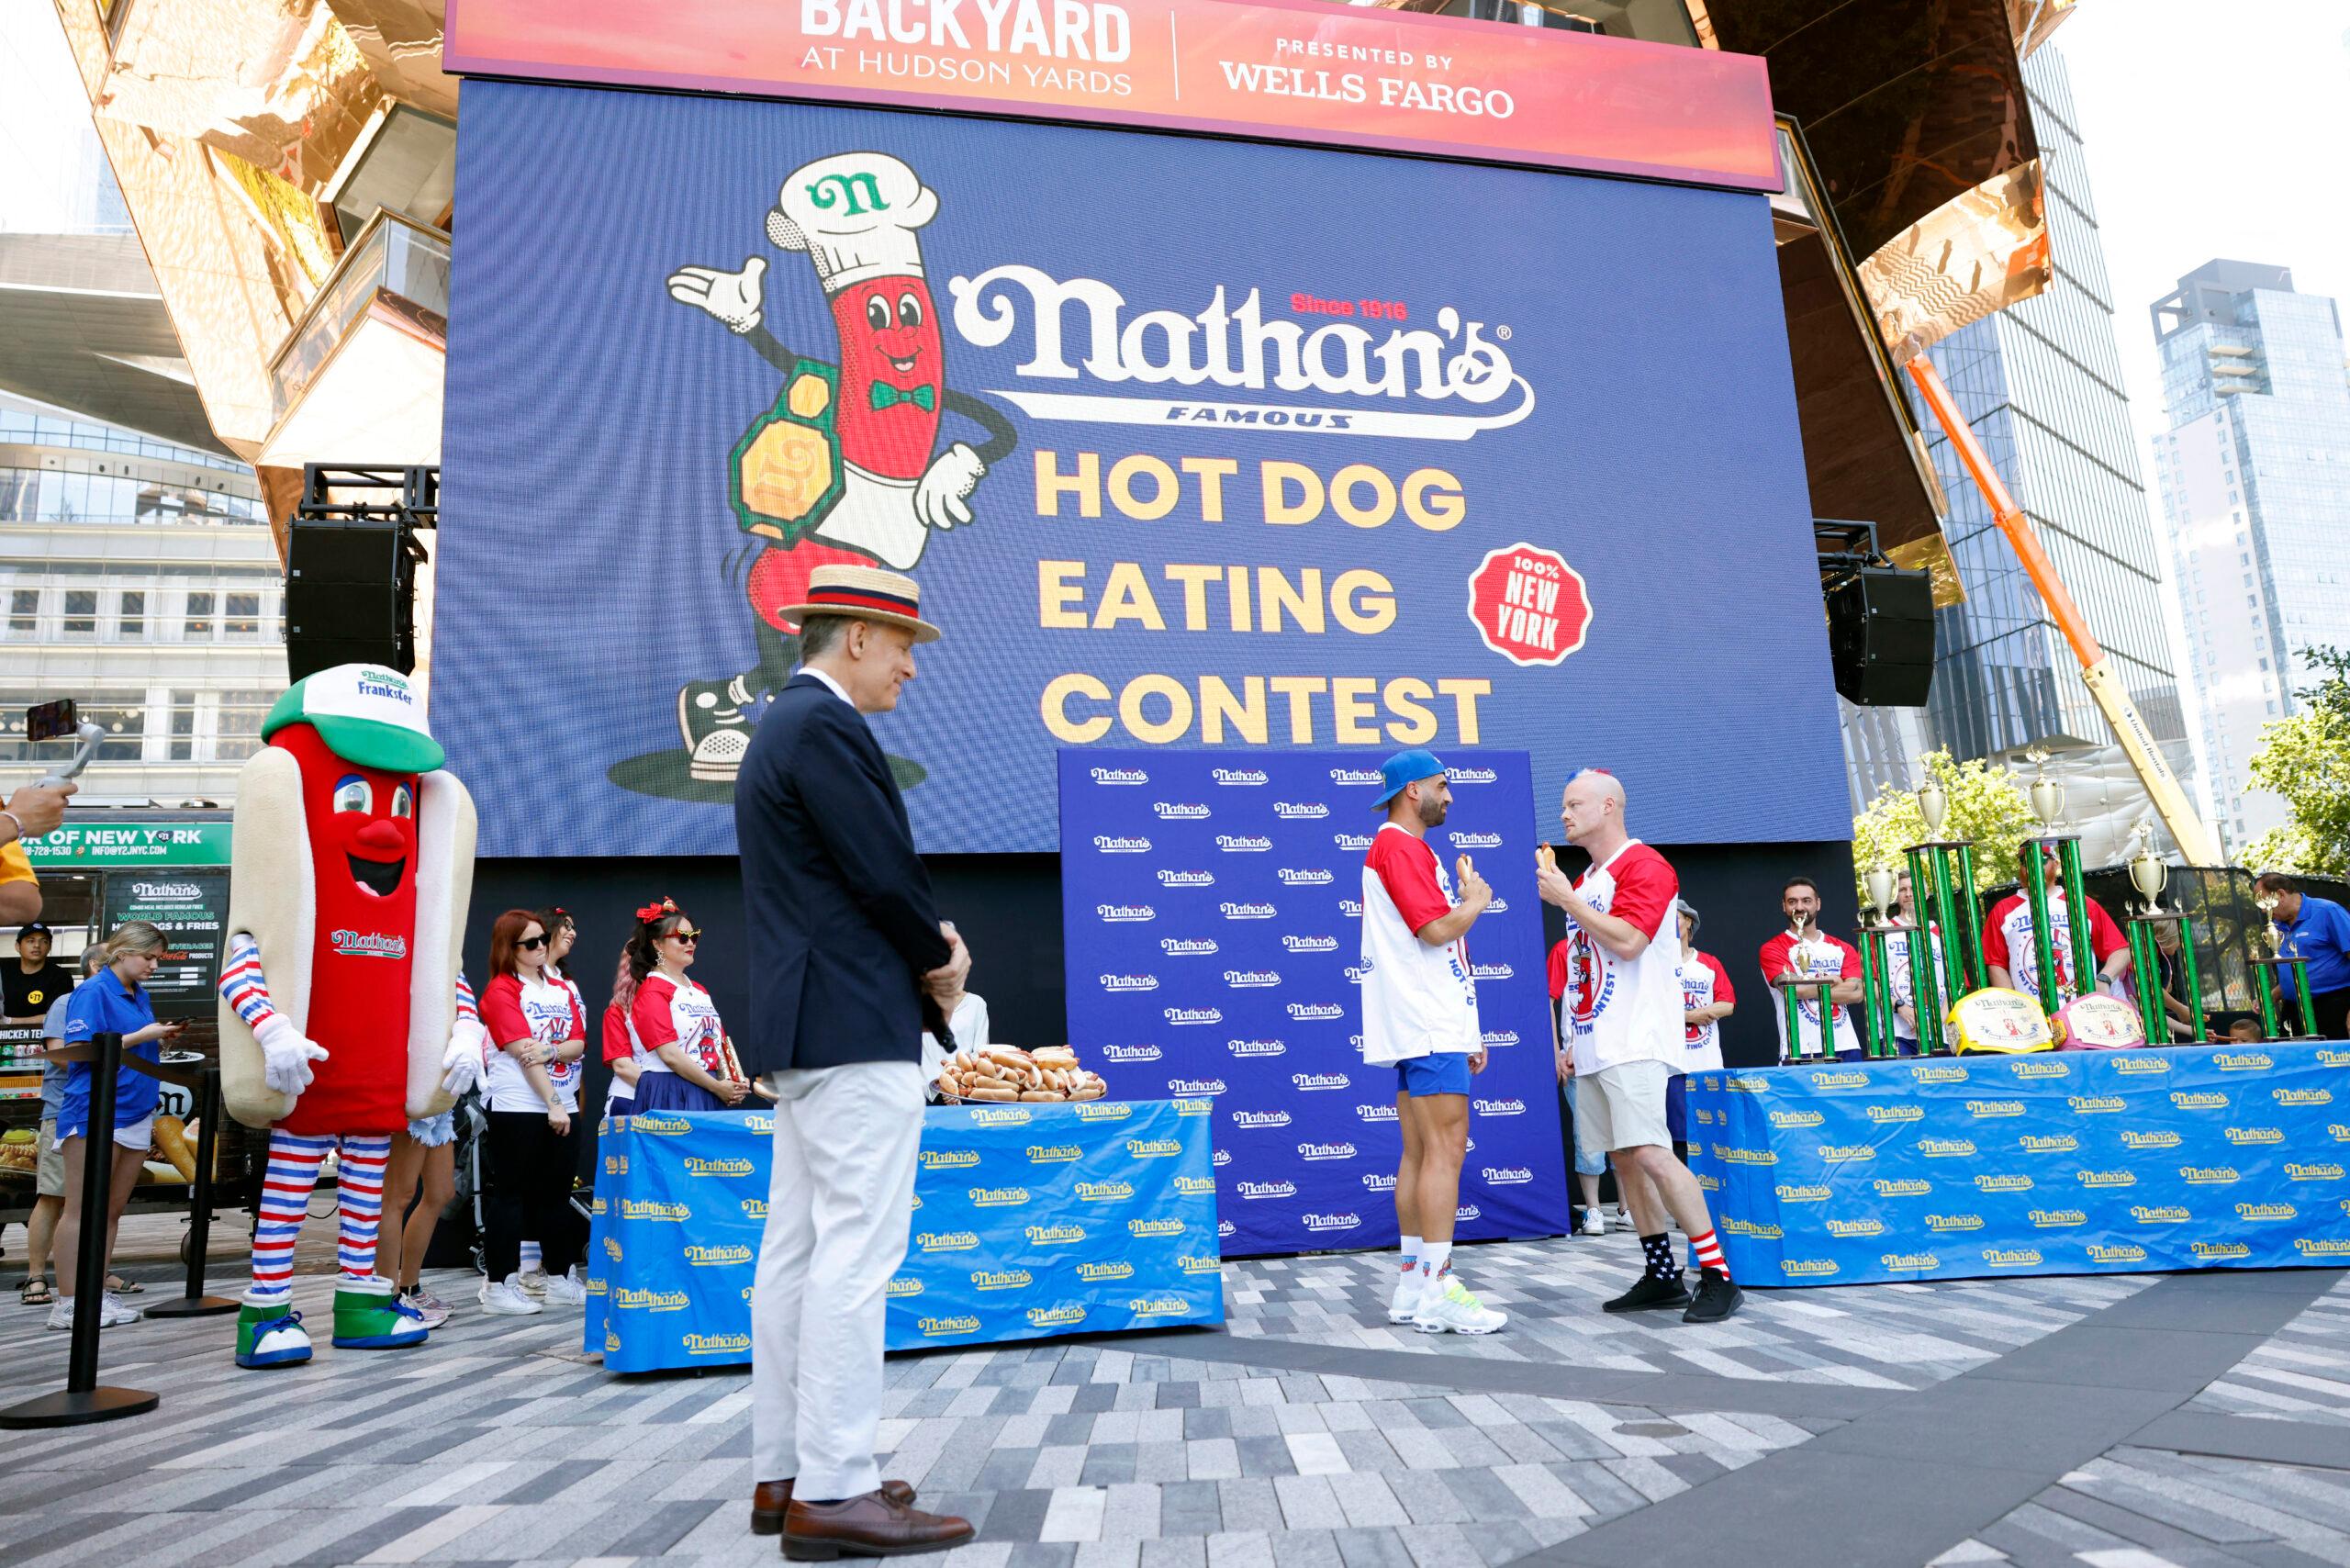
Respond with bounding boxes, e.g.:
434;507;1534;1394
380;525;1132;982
285;519;415;682
1827;566;1935;707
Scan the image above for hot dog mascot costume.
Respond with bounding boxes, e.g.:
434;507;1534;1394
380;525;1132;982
216;664;485;1368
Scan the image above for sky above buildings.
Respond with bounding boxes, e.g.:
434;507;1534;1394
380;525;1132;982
2060;2;2350;443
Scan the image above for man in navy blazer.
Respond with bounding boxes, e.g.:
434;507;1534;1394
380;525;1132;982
735;564;974;1560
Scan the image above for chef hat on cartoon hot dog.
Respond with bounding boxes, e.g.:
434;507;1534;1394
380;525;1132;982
767;152;939;294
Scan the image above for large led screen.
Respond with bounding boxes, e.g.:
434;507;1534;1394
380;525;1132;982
439;81;1847;855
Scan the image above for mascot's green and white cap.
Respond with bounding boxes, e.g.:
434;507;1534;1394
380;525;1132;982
261;664;445;775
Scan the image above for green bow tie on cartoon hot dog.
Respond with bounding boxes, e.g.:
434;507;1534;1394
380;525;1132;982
869;382;936;412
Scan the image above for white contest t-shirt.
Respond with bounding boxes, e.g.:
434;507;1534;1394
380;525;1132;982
1359;823;1479;1065
921;993;990;1088
1563;841;1682;1076
482;969;586;1114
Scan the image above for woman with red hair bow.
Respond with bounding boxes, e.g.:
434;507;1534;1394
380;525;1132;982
625;899;750;1114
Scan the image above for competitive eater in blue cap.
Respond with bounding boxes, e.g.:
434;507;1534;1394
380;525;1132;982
1358;749;1506;1334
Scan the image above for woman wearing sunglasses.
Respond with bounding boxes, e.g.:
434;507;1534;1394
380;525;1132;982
476;908;590;1315
624;899;750;1113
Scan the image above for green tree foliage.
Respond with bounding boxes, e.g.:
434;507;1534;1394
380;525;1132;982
1852;750;2041;904
2244;646;2350;879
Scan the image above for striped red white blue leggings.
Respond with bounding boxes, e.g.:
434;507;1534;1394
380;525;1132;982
249;1130;392;1300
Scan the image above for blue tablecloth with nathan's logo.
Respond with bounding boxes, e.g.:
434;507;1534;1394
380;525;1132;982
583;1100;1223;1372
1685;1041;2350;1287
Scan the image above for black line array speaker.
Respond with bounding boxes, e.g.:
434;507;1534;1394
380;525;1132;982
1827;566;1936;708
285;519;415;682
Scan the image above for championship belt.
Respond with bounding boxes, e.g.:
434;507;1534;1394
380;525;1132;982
2053;992;2146;1051
1948;987;2055;1055
730;358;848;544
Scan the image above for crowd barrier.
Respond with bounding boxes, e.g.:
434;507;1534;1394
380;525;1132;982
585;1099;1223;1372
1687;1040;2350;1286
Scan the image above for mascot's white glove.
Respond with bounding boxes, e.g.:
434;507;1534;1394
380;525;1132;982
442;1017;487;1096
254;1014;329;1099
666;256;767;334
916;442;985;531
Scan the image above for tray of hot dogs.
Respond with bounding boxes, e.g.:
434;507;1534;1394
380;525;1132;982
935;1045;1107;1103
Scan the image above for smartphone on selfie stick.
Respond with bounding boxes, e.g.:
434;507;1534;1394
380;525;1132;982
27;699;104;788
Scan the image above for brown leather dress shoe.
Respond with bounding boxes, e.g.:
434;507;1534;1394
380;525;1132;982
782;1489;973;1559
752;1479;917;1536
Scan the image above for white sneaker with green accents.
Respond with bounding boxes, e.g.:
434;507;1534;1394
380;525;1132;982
1413;1276;1507;1335
1387;1271;1422;1324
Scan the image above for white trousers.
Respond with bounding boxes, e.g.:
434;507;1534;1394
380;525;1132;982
751;1059;924;1499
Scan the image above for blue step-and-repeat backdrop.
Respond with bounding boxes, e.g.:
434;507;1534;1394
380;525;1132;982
586;1102;1222;1371
1060;747;1570;1256
1687;1041;2350;1286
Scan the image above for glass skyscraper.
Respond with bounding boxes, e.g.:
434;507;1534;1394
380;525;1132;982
2149;261;2350;854
1843;45;2193;862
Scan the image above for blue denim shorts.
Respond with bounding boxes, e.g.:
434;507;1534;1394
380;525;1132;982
405;1111;456;1148
1395;1051;1472;1099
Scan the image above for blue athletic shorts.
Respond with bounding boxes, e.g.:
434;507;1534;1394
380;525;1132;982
1664;1073;1688;1143
1395;1052;1472;1099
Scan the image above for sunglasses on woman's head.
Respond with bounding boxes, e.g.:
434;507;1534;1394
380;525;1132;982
518;935;549;950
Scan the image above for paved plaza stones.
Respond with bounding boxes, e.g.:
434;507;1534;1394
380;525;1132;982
0;1216;2344;1567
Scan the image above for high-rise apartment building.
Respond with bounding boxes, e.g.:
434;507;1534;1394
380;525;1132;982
2148;261;2350;854
1843;44;2192;863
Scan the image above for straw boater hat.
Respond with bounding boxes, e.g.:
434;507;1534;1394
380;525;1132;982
780;564;941;644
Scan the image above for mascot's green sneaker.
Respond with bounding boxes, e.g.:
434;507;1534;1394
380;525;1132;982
236;1290;312;1369
331;1275;430;1350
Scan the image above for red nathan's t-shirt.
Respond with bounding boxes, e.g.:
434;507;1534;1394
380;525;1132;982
602;1002;633;1064
1982;891;2127;991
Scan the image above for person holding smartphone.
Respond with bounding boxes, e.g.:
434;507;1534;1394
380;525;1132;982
476;910;589;1316
48;922;183;1330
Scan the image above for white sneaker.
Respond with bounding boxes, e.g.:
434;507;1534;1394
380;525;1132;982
44;1296;74;1331
1579;1209;1606;1238
98;1291;141;1327
1414;1277;1507;1335
516;1269;549;1299
1608;1209;1636;1233
542;1267;588;1307
1387;1271;1422;1324
478;1275;543;1316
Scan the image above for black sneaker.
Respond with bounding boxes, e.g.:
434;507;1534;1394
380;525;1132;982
1602;1273;1692;1314
1683;1268;1743;1324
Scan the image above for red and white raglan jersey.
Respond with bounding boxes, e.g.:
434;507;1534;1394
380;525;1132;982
1757;930;1861;1061
1677;947;1734;1074
480;969;588;1113
1360;823;1479;1066
1562;840;1682;1075
629;971;727;1078
1982;892;2127;997
602;1002;637;1103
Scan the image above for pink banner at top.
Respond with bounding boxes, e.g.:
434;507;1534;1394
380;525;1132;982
442;0;1779;191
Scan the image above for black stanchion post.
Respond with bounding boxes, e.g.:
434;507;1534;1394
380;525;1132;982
0;1032;160;1428
146;1066;237;1318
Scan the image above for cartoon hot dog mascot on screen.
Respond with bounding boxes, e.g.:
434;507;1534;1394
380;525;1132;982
216;665;485;1369
665;151;1014;782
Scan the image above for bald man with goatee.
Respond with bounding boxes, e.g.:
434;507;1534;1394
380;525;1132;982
1536;769;1741;1325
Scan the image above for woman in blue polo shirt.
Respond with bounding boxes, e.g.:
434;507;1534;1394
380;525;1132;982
50;922;185;1331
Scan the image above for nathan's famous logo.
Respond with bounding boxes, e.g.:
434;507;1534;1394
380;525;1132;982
972;1269;1032;1292
130;879;203;902
686;1156;754;1177
1775;1183;1831;1204
1237;1179;1296;1200
1099;904;1155;924
1867;1105;1924;1124
1473;1097;1526;1116
1273;801;1328;819
1101;973;1158;991
2029;1209;2086;1228
1723;1217;1781;1239
1179;1252;1223;1274
740;1197;767;1220
1282;935;1338;953
1153;801;1207;820
1827;1218;1884;1238
2131;1204;2189;1223
1304;1212;1361;1233
1169;1078;1226;1098
330;929;408;959
1882;1251;1940;1271
1228;1038;1284;1058
1224;969;1280;989
1166;1007;1223;1025
1983;1249;2042;1268
1027;1223;1087;1245
2276;1088;2333;1105
2181;1166;2241;1185
1819;1146;1874;1163
968;1185;1031;1207
1091;766;1147;785
2020;1135;2077;1153
1357;1103;1399;1124
1093;835;1151;855
2076;1170;2135;1188
917;1230;981;1252
1125;1138;1182;1159
920;1316;982;1338
1158;871;1213;888
685;1332;752;1356
2288;1162;2344;1181
1483;1030;1520;1048
1770;1110;1823;1129
1292;1072;1348;1092
1102;1044;1160;1063
2087;1243;2147;1264
1221;902;1276;921
2122;1130;2181;1150
1216;834;1272;854
2235;1202;2297;1221
971;1106;1030;1127
1287;1002;1343;1021
1926;1213;1985;1232
1965;1100;2025;1119
1175;1174;1214;1195
2009;1059;2068;1079
1027;1305;1086;1329
1711;1144;1775;1166
1813;1070;1869;1088
685;1243;752;1267
1278;868;1333;885
620;1199;688;1222
1724;1076;1771;1093
1912;1065;1968;1084
2171;1091;2227;1110
2193;1241;2251;1261
2297;1238;2350;1259
1298;1141;1357;1162
1129;1217;1184;1238
921;1149;981;1170
1780;1260;1839;1278
1975;1174;2031;1193
2067;1096;2125;1114
1027;1143;1082;1164
1919;1138;1976;1159
1129;1296;1192;1317
1076;1101;1134;1122
2215;1051;2273;1071
950;265;1533;432
1482;1165;1534;1185
1213;767;1263;785
2227;1126;2286;1146
886;1276;923;1297
616;1287;688;1313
